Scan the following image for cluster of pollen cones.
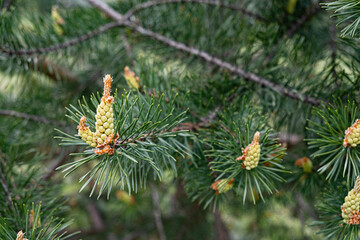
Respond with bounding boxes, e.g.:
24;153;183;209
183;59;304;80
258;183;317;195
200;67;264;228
343;119;360;148
236;131;261;170
77;74;118;155
16;231;28;240
341;177;360;225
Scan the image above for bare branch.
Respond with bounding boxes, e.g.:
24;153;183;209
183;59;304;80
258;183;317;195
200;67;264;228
0;109;62;125
127;22;323;105
123;0;266;22
86;202;105;231
90;0;323;105
213;209;231;240
87;0;124;21
0;22;120;56
150;183;167;240
1;0;12;10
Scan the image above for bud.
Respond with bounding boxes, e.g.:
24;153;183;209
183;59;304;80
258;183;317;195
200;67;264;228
124;66;140;90
343;119;360;148
341;177;360;224
286;0;297;14
294;157;313;173
236;132;261;170
51;6;65;35
211;178;234;194
116;190;136;205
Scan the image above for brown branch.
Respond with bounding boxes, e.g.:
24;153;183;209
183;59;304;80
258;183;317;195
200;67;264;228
88;0;322;105
0;22;120;56
0;109;61;125
123;0;266;22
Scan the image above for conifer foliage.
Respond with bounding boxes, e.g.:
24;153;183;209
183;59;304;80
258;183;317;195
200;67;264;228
2;0;360;239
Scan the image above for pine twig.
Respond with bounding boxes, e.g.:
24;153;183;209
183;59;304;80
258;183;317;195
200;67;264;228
0;22;120;56
123;0;266;22
0;109;63;125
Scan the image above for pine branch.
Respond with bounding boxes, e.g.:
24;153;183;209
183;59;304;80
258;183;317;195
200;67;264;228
0;109;61;125
123;0;266;22
0;22;120;56
325;0;360;37
86;0;324;105
2;0;324;105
